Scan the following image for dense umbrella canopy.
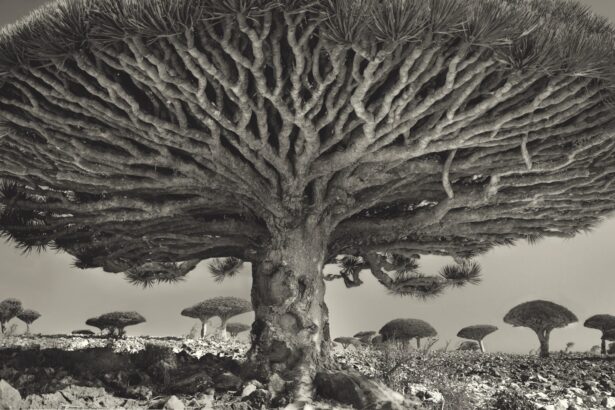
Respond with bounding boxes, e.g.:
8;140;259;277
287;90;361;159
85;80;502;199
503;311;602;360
379;318;437;342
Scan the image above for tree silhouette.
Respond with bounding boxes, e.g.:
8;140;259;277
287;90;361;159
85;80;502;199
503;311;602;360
90;311;146;338
504;300;577;358
583;314;615;355
16;309;41;334
379;318;437;349
1;0;615;399
0;299;22;335
456;324;497;352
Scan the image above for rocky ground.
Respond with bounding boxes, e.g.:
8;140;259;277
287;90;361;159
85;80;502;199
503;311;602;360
0;335;614;409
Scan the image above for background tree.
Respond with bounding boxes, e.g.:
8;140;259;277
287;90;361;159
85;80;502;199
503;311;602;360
589;345;601;355
379;318;437;349
333;337;361;350
72;329;95;336
180;302;216;339
456;324;498;352
583;314;615;355
16;309;41;334
354;330;377;344
85;317;108;334
504;300;577;358
0;299;22;335
1;0;615;401
183;297;251;340
226;322;251;338
94;311;146;338
603;329;615;354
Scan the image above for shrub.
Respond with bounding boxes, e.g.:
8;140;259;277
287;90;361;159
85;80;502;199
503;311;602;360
72;329;95;336
456;324;497;352
379;318;437;349
0;298;23;334
334;337;361;349
16;309;41;334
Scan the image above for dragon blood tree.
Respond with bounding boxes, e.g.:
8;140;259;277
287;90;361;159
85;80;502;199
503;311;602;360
379;318;437;349
1;0;615;400
583;314;615;355
16;309;41;334
456;324;498;352
504;300;577;358
0;298;22;334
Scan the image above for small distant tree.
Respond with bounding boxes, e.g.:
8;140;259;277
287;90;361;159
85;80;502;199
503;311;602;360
226;322;251;338
95;311;146;338
583;314;615;355
379;318;437;349
504;300;577;358
563;342;574;353
181;304;216;339
72;329;95;336
183;297;252;340
589;345;601;355
16;309;41;334
456;325;498;353
353;331;377;343
333;337;361;350
0;298;23;334
457;340;480;351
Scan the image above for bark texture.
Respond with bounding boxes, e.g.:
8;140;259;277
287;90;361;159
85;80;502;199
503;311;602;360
247;224;331;398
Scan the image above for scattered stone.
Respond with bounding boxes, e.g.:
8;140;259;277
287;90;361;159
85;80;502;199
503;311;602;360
602;396;615;409
163;395;185;410
241;382;257;398
242;389;271;408
267;373;286;396
0;380;22;410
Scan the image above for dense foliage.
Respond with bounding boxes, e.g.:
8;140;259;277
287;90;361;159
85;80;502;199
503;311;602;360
0;298;23;334
379;318;437;347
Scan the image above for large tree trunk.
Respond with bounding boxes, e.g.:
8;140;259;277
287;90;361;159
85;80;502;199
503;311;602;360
537;329;550;358
246;224;331;401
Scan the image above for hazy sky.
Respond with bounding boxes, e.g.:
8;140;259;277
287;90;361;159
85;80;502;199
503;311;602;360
1;0;615;354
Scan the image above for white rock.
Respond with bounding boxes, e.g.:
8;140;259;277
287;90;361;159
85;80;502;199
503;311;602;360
554;398;569;410
0;380;22;410
241;383;257;397
163;395;185;410
602;397;615;409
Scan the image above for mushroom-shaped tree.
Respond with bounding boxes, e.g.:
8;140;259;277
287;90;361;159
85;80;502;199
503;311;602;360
504;300;577;358
85;317;108;334
72;329;95;336
95;311;146;338
226;322;251;338
16;309;41;334
354;331;377;343
183;297;251;339
333;337;362;350
456;325;498;352
583;314;615;355
181;302;217;339
0;298;23;334
2;0;615;402
457;340;480;351
380;318;437;349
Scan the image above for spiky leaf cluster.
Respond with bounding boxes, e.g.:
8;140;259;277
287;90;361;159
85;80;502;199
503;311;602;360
124;260;199;288
209;257;244;283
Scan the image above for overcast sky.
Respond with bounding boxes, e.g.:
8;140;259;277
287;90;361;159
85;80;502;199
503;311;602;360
1;0;615;354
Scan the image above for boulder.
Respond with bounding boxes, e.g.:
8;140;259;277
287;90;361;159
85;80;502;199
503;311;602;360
163;395;185;410
242;389;271;408
0;380;22;410
602;397;615;409
314;372;421;410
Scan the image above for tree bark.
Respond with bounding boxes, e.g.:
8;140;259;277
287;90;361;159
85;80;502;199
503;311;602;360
601;338;606;355
479;339;485;353
246;223;331;400
537;329;550;358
